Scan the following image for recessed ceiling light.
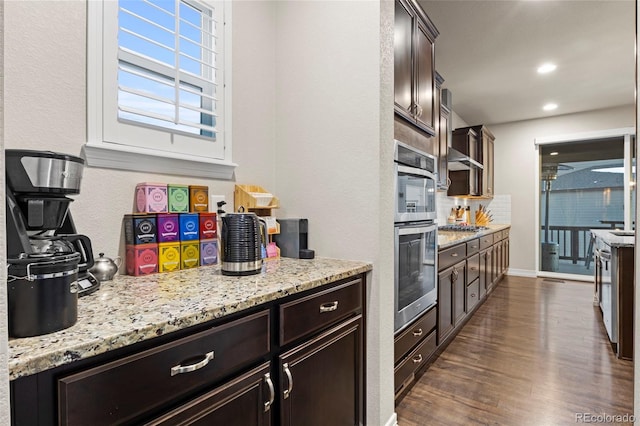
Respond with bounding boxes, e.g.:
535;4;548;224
543;103;558;111
537;63;557;74
549;152;559;156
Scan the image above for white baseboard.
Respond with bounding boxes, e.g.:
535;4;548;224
505;268;537;278
385;412;398;426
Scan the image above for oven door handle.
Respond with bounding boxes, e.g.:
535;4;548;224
396;223;438;236
397;165;437;181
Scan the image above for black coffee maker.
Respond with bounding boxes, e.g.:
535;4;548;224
5;150;99;337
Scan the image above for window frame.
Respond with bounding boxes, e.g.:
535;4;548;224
85;0;235;179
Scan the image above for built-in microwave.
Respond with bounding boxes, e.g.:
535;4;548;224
394;141;437;223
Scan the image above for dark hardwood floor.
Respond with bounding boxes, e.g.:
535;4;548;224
396;275;634;425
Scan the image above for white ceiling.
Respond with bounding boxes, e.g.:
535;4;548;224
417;0;636;126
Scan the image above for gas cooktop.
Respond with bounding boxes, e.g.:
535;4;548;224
438;225;488;232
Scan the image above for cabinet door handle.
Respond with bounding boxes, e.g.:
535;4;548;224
412;354;423;364
264;373;275;412
412;328;423;337
170;351;214;376
319;301;339;313
451;253;459;257
283;363;294;399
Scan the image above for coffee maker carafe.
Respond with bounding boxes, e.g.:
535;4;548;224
5;150;99;337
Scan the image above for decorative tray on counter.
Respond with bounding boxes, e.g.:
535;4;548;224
234;184;280;212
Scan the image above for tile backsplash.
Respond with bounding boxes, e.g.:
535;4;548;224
436;192;511;226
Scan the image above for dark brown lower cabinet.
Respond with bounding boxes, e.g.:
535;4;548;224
279;316;362;426
393;306;437;397
58;310;272;426
453;261;466;324
145;363;272;426
11;275;366;426
437;268;454;344
478;249;488;299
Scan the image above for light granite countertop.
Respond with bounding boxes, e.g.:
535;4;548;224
438;224;511;249
8;257;372;381
591;229;635;248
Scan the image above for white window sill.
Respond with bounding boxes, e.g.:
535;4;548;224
82;142;237;180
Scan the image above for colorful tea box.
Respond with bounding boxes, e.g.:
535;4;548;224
189;185;209;212
158;242;181;273
168;184;190;213
199;212;217;240
179;213;200;241
157;214;180;243
181;241;200;269
126;243;158;276
135;182;168;213
123;214;157;245
200;239;218;265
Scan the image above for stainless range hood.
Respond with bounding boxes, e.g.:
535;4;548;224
448;147;483;171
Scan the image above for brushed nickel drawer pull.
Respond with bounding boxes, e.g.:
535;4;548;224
451;253;459;257
412;328;423;337
283;363;294;399
319;301;339;313
264;373;275;412
171;351;214;376
412;354;423;364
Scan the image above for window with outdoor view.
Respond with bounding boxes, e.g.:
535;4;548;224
538;134;635;277
86;0;234;179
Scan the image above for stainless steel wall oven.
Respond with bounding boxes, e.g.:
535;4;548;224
394;141;438;332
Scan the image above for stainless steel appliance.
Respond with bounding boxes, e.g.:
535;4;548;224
5;149;98;336
595;239;616;343
394;221;438;332
394;141;438;332
395;141;437;222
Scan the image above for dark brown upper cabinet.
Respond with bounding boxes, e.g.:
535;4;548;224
394;0;439;137
448;127;481;196
448;125;495;198
436;73;451;190
474;125;495;197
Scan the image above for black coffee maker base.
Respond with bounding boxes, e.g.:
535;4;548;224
77;273;100;297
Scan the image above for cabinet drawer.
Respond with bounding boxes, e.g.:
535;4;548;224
394;306;436;364
58;310;270;426
466;239;480;256
279;278;362;346
502;229;510;240
394;330;436;395
479;233;494;249
145;362;272;426
467;279;480;312
467;253;480;284
439;243;466;271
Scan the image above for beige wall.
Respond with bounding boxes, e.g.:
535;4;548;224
272;2;395;423
0;0;9;422
3;1;395;424
490;104;635;275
